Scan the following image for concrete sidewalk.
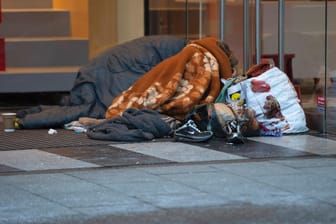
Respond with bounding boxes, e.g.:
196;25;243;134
1;114;335;223
1;157;336;224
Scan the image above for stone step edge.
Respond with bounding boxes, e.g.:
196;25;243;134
0;67;80;93
2;9;69;13
2;0;53;10
4;37;89;42
0;66;81;74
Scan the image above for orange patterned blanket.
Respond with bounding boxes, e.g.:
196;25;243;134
105;37;233;121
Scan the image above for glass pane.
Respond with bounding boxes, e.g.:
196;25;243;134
326;2;336;134
262;0;330;134
146;0;257;74
200;0;256;74
148;0;335;136
146;0;199;39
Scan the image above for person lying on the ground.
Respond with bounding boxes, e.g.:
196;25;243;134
79;37;239;127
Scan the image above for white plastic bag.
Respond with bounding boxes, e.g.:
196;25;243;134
231;67;308;134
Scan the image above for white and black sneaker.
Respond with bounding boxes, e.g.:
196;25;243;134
174;120;213;142
224;120;245;144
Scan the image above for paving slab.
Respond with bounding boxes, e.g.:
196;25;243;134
0;158;335;224
0;149;100;171
112;142;247;162
250;135;336;155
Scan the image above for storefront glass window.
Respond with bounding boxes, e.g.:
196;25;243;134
146;0;334;136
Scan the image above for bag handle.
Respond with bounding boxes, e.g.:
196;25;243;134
215;78;237;103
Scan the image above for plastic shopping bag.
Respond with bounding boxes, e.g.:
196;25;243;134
229;67;308;134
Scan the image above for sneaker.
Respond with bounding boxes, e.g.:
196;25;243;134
224;120;245;144
174;120;213;142
227;132;245;144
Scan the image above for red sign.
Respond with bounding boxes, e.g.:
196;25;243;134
0;0;2;23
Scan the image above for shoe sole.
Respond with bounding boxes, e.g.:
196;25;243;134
227;136;245;144
174;134;213;143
